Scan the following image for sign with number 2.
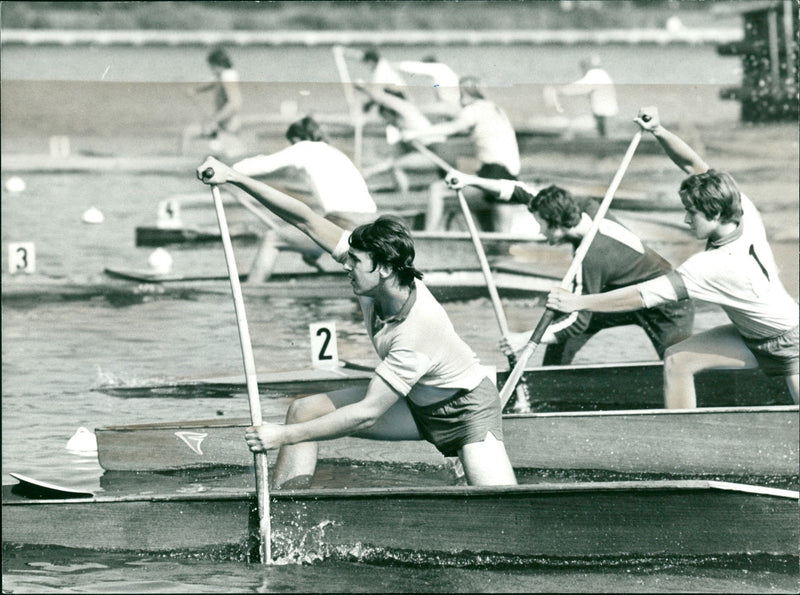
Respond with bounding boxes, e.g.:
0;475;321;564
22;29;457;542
309;321;339;369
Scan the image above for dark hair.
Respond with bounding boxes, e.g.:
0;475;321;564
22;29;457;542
285;116;328;143
362;47;380;64
678;169;743;224
207;46;232;69
528;185;582;229
459;76;485;100
349;216;423;287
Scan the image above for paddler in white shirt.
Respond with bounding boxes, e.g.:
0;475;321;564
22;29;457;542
547;107;799;408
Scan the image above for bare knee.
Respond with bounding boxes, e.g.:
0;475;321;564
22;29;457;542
664;344;700;377
285;394;330;425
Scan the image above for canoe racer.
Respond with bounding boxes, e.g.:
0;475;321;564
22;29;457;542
547;107;799;408
402;76;530;233
232;115;377;270
197;156;517;488
445;172;695;366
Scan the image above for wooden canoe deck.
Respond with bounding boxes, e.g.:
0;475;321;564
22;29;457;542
3;480;797;561
92;360;792;407
95;405;799;476
2;267;556;304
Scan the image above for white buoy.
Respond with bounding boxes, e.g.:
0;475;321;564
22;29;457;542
666;16;685;34
148;247;173;274
5;176;26;193
81;206;105;224
66;427;98;453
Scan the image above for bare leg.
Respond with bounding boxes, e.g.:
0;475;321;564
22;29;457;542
786;374;799;404
362;158;395;179
458;432;517;486
271;386;422;489
425;181;447;231
663;325;759;409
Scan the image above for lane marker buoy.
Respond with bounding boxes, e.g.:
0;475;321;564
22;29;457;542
81;207;105;224
66;427;98;453
5;177;26;193
148;247;173;274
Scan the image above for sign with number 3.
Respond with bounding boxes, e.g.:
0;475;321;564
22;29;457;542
8;242;36;274
309;321;339;369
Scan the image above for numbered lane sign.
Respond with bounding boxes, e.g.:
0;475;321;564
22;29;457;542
8;242;36;274
309;320;339;369
157;198;182;229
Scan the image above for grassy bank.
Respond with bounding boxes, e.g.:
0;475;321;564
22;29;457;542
1;1;740;31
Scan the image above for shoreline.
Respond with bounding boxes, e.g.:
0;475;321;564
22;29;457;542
0;27;742;48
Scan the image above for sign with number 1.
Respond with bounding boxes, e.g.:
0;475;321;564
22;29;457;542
8;242;36;274
309;321;339;369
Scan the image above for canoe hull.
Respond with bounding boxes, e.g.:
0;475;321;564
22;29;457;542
94;361;791;406
4;482;797;561
95;406;800;476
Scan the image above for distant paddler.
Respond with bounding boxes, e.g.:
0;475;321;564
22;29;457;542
347;46;406;89
549;54;618;138
401;76;527;233
232;115;377;271
182;46;245;158
547;107;799;408
197;155;517;489
354;84;448;194
445;172;695;369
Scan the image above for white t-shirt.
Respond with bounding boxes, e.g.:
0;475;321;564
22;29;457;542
398;61;460;107
372;59;406;88
639;193;798;339
233;141;376;214
561;68;619;117
332;232;488;406
458;100;521;176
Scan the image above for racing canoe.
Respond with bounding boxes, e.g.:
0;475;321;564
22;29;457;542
3;479;797;562
93;360;792;408
94;405;799;476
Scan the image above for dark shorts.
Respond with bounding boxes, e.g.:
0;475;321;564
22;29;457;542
743;325;799;376
543;298;695;365
405;377;504;457
476;163;517;181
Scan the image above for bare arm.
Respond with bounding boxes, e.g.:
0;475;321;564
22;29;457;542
445;171;505;197
634;107;709;175
546;285;645;314
197;156;343;253
245;375;401;451
403;113;474;142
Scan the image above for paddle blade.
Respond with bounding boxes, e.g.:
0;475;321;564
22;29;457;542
530;309;557;344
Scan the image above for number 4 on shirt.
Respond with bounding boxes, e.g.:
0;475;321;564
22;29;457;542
309;320;339;369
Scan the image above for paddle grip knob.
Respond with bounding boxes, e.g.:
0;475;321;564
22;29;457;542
202;167;215;181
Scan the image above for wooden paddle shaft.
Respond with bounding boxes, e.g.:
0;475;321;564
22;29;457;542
408;141;530;404
210;181;272;564
499;130;644;408
332;45;363;168
409;140;452;172
409;141;514;333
